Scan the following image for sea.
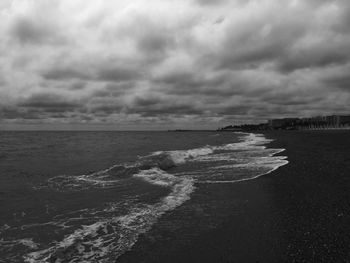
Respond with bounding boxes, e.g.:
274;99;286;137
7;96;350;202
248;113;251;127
0;131;288;262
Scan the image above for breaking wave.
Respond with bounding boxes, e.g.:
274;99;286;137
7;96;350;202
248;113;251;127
0;132;288;262
24;168;194;262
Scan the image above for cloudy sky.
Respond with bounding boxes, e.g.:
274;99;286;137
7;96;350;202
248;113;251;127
0;0;349;130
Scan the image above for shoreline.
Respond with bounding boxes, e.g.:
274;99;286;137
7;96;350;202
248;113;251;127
218;126;350;132
117;130;350;263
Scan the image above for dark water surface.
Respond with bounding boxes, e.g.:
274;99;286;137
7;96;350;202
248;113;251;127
0;131;287;262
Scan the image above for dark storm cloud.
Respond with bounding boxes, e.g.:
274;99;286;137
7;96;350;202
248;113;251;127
128;95;203;117
153;71;196;87
42;68;91;81
89;104;124;116
42;63;140;83
69;81;87;90
216;105;252;116
0;107;40;120
96;66;141;82
220;33;292;70
10;16;52;44
262;92;325;106
8;3;64;46
323;73;350;91
92;83;133;98
276;40;350;73
19;93;80;112
152;71;239;97
215;1;350;73
1;0;350;129
195;0;227;6
137;30;174;56
0;105;74;120
133;96;160;107
133;104;203;117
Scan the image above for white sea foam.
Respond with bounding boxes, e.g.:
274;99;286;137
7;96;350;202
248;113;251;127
188;133;289;183
168;147;214;163
150;146;214;165
42;146;213;192
134;167;182;187
215;133;270;151
0;238;39;250
17;132;288;262
198;158;289;184
24;168;194;262
163;133;288;184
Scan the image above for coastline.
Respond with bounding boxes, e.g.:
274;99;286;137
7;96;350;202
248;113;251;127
117;130;350;263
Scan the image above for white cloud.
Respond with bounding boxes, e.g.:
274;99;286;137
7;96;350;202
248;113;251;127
1;0;350;129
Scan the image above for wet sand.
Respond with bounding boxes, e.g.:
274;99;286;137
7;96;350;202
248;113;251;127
118;130;350;263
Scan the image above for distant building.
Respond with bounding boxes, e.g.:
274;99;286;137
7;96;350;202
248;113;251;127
269;115;350;130
268;118;299;130
218;114;350;132
339;115;350;126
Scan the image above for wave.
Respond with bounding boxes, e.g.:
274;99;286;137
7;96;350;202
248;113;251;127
0;238;39;250
41;133;276;191
196;156;289;184
1;132;289;262
188;133;289;183
24;168;194;262
40;146;214;192
214;133;272;151
149;147;214;165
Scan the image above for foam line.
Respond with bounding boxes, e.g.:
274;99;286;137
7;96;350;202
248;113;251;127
7;131;289;262
197;160;289;184
24;168;194;262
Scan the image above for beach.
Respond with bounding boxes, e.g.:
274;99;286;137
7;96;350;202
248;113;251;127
118;130;350;263
0;131;287;262
0;130;349;262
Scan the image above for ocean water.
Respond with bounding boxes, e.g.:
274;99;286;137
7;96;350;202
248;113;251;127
0;131;288;262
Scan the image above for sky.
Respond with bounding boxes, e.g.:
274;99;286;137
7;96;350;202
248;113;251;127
0;0;349;130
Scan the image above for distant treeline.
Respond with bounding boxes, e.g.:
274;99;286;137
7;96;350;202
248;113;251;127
218;115;350;131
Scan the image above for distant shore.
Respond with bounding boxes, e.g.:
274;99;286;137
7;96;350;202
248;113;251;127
217;126;350;132
218;114;350;132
